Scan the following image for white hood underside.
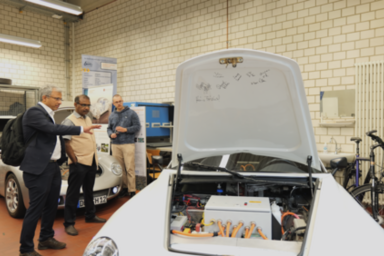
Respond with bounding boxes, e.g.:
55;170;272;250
172;49;320;170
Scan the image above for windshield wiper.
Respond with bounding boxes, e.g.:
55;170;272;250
183;162;309;187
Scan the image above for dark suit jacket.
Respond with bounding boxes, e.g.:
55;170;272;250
20;104;81;175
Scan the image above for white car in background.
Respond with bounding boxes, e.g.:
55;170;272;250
0;103;123;218
84;49;384;256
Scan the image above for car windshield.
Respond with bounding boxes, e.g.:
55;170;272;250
183;153;321;174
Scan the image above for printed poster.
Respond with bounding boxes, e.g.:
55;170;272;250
87;85;113;124
82;55;117;95
94;124;110;155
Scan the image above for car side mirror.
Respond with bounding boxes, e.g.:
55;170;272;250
152;155;164;165
330;157;348;169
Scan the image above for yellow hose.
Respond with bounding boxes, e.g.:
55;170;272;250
201;218;214;226
172;230;222;237
231;221;243;238
217;220;225;237
257;227;268;240
244;226;249;238
245;222;256;239
226;221;231;237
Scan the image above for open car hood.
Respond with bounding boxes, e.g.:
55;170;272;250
171;49;320;170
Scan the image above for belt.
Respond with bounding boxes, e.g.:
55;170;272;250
49;160;57;163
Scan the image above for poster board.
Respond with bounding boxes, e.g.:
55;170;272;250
87;85;113;124
82;55;117;95
82;55;116;155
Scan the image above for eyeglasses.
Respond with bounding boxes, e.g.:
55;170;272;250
47;96;62;101
79;104;91;107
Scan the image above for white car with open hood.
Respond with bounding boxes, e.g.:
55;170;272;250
83;49;384;256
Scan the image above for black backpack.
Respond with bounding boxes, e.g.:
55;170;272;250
0;105;47;166
0;112;35;166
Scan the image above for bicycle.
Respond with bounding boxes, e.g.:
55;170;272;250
350;130;384;224
341;137;371;192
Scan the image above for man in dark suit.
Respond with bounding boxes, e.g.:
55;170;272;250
19;86;101;256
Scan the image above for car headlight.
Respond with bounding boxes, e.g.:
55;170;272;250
83;237;119;256
111;162;122;176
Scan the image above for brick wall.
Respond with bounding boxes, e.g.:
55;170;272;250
0;3;68;98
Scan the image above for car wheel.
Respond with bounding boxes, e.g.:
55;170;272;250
5;174;26;218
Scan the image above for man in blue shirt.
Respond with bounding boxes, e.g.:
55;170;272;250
107;94;141;198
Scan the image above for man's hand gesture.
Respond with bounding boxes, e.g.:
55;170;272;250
83;125;102;134
116;126;127;133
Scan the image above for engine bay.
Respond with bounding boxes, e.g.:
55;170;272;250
168;176;314;254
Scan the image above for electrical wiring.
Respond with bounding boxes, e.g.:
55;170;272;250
281;226;306;241
226;221;231;237
244;227;249;238
231;222;243;237
217;220;225;237
245;222;256;239
201;219;214;226
171;230;222;237
171;204;187;213
281;212;300;234
201;212;214;226
185;206;200;222
257;227;268;240
240;164;255;171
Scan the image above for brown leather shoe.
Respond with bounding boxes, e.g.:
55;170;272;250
38;237;66;250
65;225;78;236
85;215;106;223
19;250;42;256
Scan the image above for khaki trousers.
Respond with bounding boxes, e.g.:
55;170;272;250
112;143;136;192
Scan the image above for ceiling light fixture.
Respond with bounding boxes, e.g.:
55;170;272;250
25;0;83;15
52;14;63;19
0;33;42;48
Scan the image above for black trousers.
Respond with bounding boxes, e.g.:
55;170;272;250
20;162;61;253
63;157;96;227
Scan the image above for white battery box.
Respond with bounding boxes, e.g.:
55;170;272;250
204;196;271;239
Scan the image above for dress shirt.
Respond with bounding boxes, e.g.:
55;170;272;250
38;102;61;160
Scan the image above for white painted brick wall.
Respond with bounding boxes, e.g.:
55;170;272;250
0;3;68;98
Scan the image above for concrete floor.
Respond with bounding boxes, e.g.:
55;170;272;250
0;195;130;256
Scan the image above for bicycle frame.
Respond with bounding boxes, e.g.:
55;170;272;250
369;144;381;222
348;140;363;190
348;139;370;191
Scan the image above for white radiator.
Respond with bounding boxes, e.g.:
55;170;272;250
355;61;384;203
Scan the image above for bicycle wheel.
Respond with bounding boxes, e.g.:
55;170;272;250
350;184;384;225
